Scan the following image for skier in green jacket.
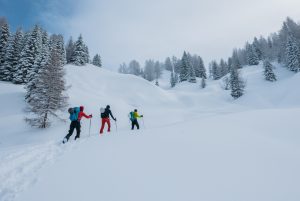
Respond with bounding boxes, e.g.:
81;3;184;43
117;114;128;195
129;109;143;130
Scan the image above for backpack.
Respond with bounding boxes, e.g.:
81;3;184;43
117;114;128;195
68;107;74;114
128;111;134;121
69;107;80;121
100;107;105;118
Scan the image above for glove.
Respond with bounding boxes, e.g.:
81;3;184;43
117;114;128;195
89;114;93;118
141;115;143;117
114;118;117;121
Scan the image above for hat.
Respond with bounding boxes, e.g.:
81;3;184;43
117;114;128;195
80;106;84;111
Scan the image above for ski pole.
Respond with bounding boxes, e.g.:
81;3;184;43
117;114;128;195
88;118;91;137
142;117;145;129
115;120;118;133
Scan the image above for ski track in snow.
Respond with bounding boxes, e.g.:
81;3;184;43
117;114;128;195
0;141;65;201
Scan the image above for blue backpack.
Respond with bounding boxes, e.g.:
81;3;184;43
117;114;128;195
128;111;134;121
69;107;80;121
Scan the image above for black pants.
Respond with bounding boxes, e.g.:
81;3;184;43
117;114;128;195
131;119;139;130
65;121;81;140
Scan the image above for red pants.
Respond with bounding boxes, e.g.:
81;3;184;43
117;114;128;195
100;118;110;134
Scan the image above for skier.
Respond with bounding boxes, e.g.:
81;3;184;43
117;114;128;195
129;109;143;130
63;106;92;143
100;105;116;134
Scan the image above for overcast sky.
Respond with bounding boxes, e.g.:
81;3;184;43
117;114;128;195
2;0;300;69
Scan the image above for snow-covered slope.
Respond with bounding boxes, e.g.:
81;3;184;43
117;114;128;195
0;63;300;201
238;63;300;108
65;64;183;130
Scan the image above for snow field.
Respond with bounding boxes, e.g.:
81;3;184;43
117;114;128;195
16;108;300;201
0;63;300;201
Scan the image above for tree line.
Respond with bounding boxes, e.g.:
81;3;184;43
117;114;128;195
209;17;300;98
208;17;300;81
118;52;207;87
0;17;101;127
0;17;103;85
119;17;300;99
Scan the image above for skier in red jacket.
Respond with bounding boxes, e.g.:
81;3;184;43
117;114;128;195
63;106;92;143
78;106;92;122
75;106;92;140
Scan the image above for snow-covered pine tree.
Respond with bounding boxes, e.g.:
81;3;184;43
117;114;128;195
188;65;196;83
25;25;43;84
21;31;30;45
25;31;50;103
140;69;145;79
267;36;273;51
92;54;102;67
2;34;14;81
15;25;42;84
187;53;196;83
56;34;67;65
219;59;228;77
246;43;259;66
143;60;152;80
227;57;233;70
0;21;10;80
285;17;300;39
258;36;270;60
26;40;68;128
285;34;300;72
201;77;206;89
170;71;176;87
263;60;276;81
50;34;66;66
11;28;24;83
277;22;290;64
66;37;74;63
230;64;245;99
197;56;207;79
190;55;199;76
180;51;190;82
118;62;128;74
172;56;181;74
164;57;173;71
128;60;141;76
83;44;89;63
222;76;230;90
170;56;177;87
20;31;30;52
154;61;162;80
268;34;281;62
71;34;87;66
252;37;263;60
210;60;220;80
191;55;199;77
237;49;248;66
143;59;155;81
231;49;242;69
